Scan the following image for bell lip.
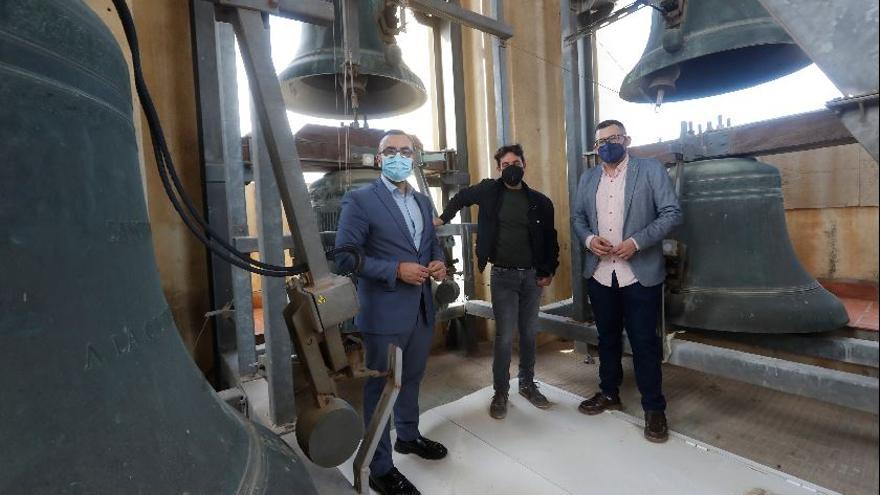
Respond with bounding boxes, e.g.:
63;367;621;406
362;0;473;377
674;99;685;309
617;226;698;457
279;50;428;119
619;18;812;103
666;286;851;334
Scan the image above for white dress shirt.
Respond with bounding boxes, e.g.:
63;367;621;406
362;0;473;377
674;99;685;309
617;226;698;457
381;175;423;249
586;155;639;288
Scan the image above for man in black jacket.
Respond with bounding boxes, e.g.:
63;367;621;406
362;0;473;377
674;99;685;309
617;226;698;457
434;144;559;419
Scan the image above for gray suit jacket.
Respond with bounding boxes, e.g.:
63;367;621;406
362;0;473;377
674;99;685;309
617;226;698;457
572;155;683;287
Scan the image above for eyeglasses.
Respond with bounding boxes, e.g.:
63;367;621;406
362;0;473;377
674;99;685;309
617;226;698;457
380;147;414;158
594;134;626;148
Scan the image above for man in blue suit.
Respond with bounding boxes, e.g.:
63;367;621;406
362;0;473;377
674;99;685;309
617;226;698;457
335;130;447;495
572;120;682;443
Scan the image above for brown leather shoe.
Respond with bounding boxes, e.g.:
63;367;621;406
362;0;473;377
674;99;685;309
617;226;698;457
489;392;508;419
577;392;622;415
644;411;669;443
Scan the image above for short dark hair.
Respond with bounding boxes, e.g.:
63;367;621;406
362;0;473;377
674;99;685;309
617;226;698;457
596;119;626;134
378;129;412;150
494;143;525;167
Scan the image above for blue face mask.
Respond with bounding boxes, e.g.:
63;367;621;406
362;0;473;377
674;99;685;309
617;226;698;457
381;154;413;182
598;142;626;164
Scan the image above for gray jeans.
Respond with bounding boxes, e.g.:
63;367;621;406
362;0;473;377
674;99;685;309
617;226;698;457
490;266;543;393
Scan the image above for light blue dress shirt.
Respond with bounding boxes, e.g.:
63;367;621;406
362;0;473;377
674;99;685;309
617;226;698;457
381;175;423;249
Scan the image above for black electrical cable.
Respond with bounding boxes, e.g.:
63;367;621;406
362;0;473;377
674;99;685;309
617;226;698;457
110;0;362;277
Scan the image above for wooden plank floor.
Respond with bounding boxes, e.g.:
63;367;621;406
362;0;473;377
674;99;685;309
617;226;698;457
334;340;879;495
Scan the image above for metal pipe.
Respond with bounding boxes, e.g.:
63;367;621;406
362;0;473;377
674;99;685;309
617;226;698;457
353;345;403;493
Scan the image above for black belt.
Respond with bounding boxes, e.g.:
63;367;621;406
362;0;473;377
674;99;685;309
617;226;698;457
493;265;533;271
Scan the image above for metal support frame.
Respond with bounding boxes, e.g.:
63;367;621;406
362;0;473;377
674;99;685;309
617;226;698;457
252;119;298;424
192;0;257;383
441;5;476;302
464;300;879;414
201;1;360;428
228;8;333;282
353;345;403;494
757;0;879;162
491;0;511;146
561;0;598;322
216;0;335;25
704;333;879;369
408;0;514;40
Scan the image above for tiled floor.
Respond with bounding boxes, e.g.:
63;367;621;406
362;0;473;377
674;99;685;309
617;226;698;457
841;297;879;331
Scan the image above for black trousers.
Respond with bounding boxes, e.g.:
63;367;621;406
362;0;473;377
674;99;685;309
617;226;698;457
587;273;666;411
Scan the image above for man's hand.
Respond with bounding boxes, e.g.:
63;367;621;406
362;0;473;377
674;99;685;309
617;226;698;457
589;236;614;256
536;276;553;287
611;238;638;261
397;262;430;285
427;260;447;281
432;217;444;227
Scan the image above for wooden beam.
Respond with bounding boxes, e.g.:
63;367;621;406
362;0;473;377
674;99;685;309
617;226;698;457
629;109;856;164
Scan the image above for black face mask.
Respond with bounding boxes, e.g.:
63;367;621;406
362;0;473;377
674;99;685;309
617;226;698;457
501;165;524;186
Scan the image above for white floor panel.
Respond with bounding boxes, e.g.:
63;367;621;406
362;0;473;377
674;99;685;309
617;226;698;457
339;381;839;495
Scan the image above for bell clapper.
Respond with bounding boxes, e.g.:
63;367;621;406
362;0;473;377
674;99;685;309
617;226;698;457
654;88;665;112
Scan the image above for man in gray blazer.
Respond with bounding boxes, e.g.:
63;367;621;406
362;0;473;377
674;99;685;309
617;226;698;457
572;119;682;443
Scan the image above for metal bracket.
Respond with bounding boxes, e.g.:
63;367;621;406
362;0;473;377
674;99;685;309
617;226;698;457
353;344;403;494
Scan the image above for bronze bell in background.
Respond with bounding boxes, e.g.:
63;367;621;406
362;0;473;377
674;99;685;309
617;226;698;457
279;0;427;119
0;0;316;492
665;158;850;334
620;0;813;104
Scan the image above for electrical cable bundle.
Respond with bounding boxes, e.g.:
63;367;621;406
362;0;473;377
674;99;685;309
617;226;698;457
110;0;361;277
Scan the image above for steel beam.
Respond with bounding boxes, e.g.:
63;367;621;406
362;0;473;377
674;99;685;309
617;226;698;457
701;333;879;369
757;0;879;162
215;0;335;25
431;19;448;149
193;0;234;356
668;340;878;415
192;1;257;381
464;300;880;414
252;121;297;425
491;0;511;146
561;0;594;322
229;8;331;281
408;0;514;39
445;8;476;301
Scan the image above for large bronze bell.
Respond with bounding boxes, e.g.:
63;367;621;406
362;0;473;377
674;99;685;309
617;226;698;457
279;0;427;118
666;158;849;333
620;0;812;104
0;1;316;492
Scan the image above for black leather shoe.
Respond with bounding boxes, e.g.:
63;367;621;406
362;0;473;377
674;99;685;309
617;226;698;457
577;392;622;415
519;381;551;409
369;467;421;495
644;410;669;443
394;435;448;460
489;392;508;419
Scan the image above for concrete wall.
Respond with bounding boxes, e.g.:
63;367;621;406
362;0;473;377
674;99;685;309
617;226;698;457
761;143;879;282
87;0;214;374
